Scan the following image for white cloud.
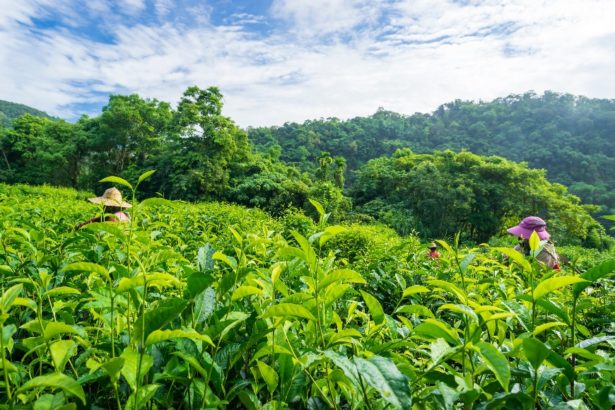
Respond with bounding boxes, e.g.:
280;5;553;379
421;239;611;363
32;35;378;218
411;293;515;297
119;0;146;15
1;0;615;126
154;0;173;18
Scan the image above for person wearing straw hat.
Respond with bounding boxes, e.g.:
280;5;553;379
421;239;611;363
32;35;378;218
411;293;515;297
507;216;560;269
76;187;132;229
427;242;440;259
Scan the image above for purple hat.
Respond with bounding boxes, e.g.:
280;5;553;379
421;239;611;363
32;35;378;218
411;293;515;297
507;216;550;240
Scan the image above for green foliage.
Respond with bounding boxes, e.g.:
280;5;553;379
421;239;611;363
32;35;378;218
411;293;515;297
0;99;50;126
0;88;351;222
0;182;612;409
352;149;608;246
249;92;615;217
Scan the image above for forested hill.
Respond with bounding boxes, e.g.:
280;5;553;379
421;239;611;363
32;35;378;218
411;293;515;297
248;91;615;213
0;100;50;126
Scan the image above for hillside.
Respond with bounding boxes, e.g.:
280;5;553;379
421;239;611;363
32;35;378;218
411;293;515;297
0;99;50;126
0;181;612;408
0;87;611;248
249;91;615;214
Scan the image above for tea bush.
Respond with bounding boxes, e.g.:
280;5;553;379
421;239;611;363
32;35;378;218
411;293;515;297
0;179;613;409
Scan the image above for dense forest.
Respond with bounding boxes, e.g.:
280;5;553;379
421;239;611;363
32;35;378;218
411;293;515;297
249;92;615;215
0;88;611;248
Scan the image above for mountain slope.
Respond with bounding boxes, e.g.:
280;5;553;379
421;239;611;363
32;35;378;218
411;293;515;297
0;100;50;126
249;91;615;213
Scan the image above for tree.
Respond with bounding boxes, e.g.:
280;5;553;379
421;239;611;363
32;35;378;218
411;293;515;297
352;149;607;246
160;86;249;200
83;94;173;188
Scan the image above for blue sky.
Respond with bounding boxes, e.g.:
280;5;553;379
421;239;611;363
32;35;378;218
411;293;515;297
1;0;615;127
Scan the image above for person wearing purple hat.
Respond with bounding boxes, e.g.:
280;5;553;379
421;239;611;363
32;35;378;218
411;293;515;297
507;216;561;269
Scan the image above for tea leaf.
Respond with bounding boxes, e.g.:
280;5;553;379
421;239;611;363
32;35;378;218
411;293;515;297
125;384;160;410
361;291;385;325
353;355;412;410
474;341;510;391
133;298;188;342
395;305;435;319
413;319;460;345
195;287;216;324
575;335;615;349
402;285;430;298
137;169;156;186
99;176;133;190
262;303;316;321
0;284;22;312
438;303;478;323
121;347;153;391
529;231;540;254
533;321;566;336
257;360;279;394
533;276;586;300
100;357;125;383
145;328;214;347
232;285;262;301
428;280;467;304
494;247;532;272
49;340;77;372
522;338;550;369
318;269;365;291
573;259;615;298
17;373;86;404
43;286;81;298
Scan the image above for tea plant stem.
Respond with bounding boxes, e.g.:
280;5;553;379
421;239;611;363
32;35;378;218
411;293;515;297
0;325;13;410
357;372;374;410
37;295;60;371
134;280;149;410
569;297;578;397
110;293;116;357
281;327;334;408
113;381;122;410
324;362;338;410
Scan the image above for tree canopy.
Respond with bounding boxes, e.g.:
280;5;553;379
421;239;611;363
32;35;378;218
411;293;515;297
352;149;606;247
0;88;610;247
249;91;615;215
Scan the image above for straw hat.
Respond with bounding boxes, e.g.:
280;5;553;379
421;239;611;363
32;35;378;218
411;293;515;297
88;187;132;208
429;242;437;249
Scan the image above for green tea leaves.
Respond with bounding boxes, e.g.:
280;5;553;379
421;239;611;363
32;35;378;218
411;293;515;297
361;290;385;325
533;276;586;300
262;303;316;321
18;373;86;404
354;356;412;410
474;341;510;391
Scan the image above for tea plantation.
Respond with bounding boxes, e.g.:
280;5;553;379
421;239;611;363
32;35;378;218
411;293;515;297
0;180;613;409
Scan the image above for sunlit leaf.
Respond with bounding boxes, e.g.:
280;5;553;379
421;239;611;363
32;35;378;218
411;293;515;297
353;355;412;409
532;321;567;336
361;290;385;325
145;328;214;347
474;341;510;391
99;175;133;190
137;169;156;186
533;276;586;300
17;373;86;404
522;338;550;369
318;269;365;291
257;360;278;394
402;285;430;298
262;303;316;321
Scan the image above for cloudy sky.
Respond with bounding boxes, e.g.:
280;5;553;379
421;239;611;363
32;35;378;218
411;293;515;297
1;0;614;127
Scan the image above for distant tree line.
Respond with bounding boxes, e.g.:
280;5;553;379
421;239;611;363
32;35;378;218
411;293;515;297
249;91;615;216
0;88;610;248
0;87;348;221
